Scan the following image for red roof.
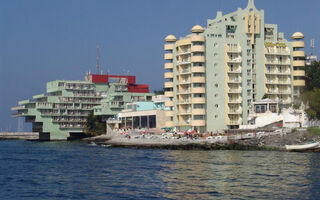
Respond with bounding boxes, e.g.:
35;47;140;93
89;74;149;93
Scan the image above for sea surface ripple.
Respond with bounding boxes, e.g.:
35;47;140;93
0;140;319;200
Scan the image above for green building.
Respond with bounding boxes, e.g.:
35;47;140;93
163;0;305;132
12;73;152;140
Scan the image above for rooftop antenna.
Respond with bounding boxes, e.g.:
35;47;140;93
311;38;315;55
96;44;100;74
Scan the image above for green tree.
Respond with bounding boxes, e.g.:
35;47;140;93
301;88;320;120
83;111;106;136
305;61;320;91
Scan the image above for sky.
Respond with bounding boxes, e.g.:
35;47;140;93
0;0;319;131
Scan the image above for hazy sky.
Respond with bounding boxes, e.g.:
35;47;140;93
1;0;319;131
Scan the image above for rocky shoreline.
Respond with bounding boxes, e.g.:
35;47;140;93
84;129;320;151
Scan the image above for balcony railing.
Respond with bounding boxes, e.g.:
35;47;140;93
228;78;242;83
228;69;242;73
228;88;242;93
227;57;242;63
228;99;242;103
177;60;191;65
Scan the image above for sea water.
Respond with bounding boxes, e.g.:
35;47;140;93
0;140;319;200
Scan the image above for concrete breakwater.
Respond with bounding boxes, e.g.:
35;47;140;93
0;132;39;140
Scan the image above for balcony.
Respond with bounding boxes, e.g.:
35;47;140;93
190;35;205;42
293;51;305;57
227;119;242;125
278;89;292;94
190;98;204;104
193;109;206;115
191;120;206;126
178;99;191;104
227;57;242;63
228;77;242;83
266;79;277;84
226;46;241;53
191;67;205;73
179;69;191;75
164;53;173;60
265;60;291;65
164;82;174;88
292;60;305;67
164;72;174;79
164;44;174;50
266;70;291;75
292;41;305;48
191;77;205;83
228;98;241;104
178;89;191;94
277;80;291;85
266;89;279;94
191;46;205;52
11;105;25;111
164;63;174;69
293;80;305;86
178;111;192;115
228;107;242;114
165;101;174;107
177;60;191;65
228;68;242;74
191;56;205;63
192;87;205;93
228;88;242;93
293;70;305;76
179;80;191;85
264;50;290;55
164;91;174;97
177;50;191;55
36;103;53;109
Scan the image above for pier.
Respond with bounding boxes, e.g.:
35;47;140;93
0;132;39;140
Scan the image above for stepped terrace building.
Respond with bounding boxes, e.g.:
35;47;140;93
12;73;152;140
163;0;305;132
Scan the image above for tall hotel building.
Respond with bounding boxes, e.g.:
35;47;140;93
163;0;305;132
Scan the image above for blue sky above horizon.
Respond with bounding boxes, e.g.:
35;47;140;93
0;0;319;131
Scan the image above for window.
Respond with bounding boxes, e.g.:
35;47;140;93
215;104;219;108
193;83;204;87
214;94;218;97
194;104;204;109
193;52;204;56
247;79;251;86
215;115;218;118
215;83;219;88
194;94;205;98
247;49;251;56
194;115;204;120
247;40;251;46
193;73;204;77
247;69;251;76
